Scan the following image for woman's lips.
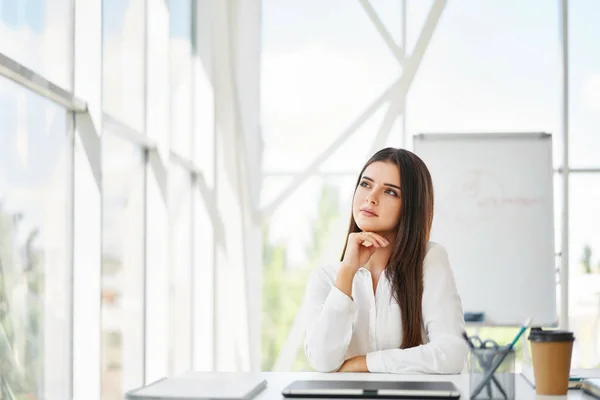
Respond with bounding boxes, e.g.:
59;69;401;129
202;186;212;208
360;209;378;217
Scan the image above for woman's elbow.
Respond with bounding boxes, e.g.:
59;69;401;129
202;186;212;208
310;360;341;373
437;358;466;374
305;345;344;373
435;342;469;374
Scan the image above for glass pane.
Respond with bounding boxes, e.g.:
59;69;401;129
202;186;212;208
0;76;69;399
168;0;193;159
101;134;145;400
103;0;145;131
169;165;192;375
568;174;600;368
568;0;600;168
193;185;214;371
319;106;388;174
261;175;356;371
406;1;561;167
193;52;214;183
261;0;401;172
0;0;72;88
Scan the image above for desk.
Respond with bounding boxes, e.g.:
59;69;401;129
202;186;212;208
237;372;596;400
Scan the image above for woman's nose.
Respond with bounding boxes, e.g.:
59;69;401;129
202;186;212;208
365;194;378;205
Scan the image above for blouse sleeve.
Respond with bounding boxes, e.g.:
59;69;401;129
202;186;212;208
303;265;356;372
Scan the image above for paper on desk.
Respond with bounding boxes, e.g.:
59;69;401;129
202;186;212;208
521;366;600;389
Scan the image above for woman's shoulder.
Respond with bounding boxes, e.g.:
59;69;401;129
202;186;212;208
425;241;448;257
422;242;460;292
424;241;451;269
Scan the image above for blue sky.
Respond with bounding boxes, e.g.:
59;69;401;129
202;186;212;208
103;0;191;39
262;0;599;164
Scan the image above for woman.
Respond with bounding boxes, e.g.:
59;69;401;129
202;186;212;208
303;147;468;374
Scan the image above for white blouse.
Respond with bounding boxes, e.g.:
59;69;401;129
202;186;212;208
303;242;468;374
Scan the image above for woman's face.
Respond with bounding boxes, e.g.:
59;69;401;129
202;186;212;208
352;161;402;235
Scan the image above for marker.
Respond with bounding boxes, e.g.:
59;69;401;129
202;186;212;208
508;318;532;348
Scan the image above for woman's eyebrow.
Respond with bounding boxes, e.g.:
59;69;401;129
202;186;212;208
362;176;401;190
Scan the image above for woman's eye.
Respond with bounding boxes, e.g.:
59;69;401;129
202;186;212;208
359;181;370;188
386;189;398;197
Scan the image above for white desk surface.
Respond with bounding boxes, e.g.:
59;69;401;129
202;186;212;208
245;371;596;400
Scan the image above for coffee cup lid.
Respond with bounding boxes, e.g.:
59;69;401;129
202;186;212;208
528;328;574;342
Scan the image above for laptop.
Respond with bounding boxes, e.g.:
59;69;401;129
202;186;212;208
281;380;461;399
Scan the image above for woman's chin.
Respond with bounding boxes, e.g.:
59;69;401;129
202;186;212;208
355;219;381;233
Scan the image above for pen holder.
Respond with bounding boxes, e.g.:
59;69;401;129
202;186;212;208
469;347;515;400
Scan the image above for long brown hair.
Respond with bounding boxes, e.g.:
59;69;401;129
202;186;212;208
340;147;434;349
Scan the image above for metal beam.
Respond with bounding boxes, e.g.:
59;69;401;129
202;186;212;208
556;167;600;173
358;0;404;64
559;0;570;331
260;0;447;220
103;113;158;150
193;171;226;251
369;96;404;156
393;0;446;98
0;52;87;112
170;150;203;177
168;151;226;252
401;0;407;147
260;81;395;219
263;171;357;177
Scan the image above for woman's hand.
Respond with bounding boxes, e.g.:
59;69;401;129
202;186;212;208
337;355;368;373
336;232;389;298
341;232;389;273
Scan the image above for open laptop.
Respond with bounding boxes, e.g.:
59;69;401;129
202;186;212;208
281;380;461;399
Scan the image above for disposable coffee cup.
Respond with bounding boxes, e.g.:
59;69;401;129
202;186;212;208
528;328;575;395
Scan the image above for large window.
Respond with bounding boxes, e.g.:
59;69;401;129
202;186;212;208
259;0;584;372
569;175;600;368
568;0;600;168
0;0;72;88
567;0;600;368
102;0;145;131
406;0;560;148
192;184;214;370
101;134;145;400
260;0;407;370
169;164;193;375
260;175;355;370
0;77;69;400
261;0;402;174
168;0;193;159
167;0;194;374
1;0;245;393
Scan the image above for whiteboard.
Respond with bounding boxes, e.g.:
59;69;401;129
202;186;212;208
413;133;557;326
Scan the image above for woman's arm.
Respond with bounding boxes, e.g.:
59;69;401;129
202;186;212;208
365;244;469;374
303;265;357;372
